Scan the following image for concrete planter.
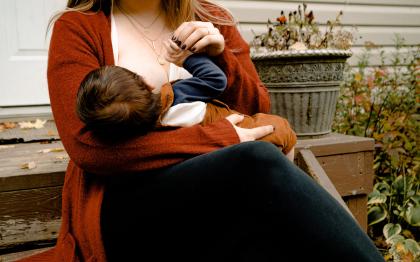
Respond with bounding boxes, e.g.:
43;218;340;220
251;49;352;138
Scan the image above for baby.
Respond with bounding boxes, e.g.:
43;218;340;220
76;40;297;159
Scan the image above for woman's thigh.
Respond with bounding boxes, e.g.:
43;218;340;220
102;141;295;261
101;141;381;262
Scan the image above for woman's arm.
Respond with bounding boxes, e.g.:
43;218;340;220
48;15;239;176
214;23;271;116
171;17;271;116
171;54;227;105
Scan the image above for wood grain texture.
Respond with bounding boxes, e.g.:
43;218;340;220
0;141;67;192
295;133;374;157
344;195;368;231
219;0;420;7
0;120;59;145
217;0;420;66
297;149;355;218
316;152;372;196
219;1;420;26
0;186;62;249
0;247;54;262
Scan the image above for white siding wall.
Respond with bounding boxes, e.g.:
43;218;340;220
217;0;420;65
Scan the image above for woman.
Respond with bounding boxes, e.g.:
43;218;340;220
23;0;384;261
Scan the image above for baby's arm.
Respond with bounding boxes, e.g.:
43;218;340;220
164;40;227;106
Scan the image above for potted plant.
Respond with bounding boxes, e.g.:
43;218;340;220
250;3;354;138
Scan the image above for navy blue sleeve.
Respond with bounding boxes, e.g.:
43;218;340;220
172;53;227;106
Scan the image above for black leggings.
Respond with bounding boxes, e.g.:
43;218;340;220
101;141;383;262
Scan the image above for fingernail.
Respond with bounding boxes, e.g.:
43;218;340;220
191;47;196;52
171;36;175;41
175;40;182;46
181;44;186;50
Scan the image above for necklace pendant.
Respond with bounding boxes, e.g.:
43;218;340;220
157;56;166;65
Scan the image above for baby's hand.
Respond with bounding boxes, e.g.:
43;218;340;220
164;39;193;67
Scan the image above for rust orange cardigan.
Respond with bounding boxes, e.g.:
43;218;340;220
21;9;270;262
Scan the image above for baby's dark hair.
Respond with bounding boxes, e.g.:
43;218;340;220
76;65;161;137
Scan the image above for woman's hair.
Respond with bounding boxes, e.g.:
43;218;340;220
50;0;234;31
76;66;161;138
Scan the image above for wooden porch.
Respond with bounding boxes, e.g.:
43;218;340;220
0;117;374;261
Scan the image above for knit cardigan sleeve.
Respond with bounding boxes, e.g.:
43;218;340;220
214;20;271;115
47;16;239;176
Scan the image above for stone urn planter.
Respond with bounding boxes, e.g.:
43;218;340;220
251;49;352;138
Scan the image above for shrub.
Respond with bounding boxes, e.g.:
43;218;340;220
333;37;420;261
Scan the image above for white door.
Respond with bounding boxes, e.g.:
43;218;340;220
0;0;65;107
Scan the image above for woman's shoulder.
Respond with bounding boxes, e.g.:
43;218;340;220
198;0;237;36
55;10;109;29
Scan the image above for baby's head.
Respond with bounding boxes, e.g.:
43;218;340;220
76;66;161;137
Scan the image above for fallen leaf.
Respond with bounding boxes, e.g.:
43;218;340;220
47;130;57;136
0;145;15;150
54;155;69;163
0;122;17;132
37;148;65;154
21;161;37;170
18;119;47;129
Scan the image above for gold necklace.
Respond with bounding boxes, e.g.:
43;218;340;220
117;3;164;42
116;2;162;35
118;6;167;66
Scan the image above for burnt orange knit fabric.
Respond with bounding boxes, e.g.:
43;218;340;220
160;84;297;154
20;7;270;262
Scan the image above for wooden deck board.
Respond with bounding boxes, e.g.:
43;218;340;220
0;118;374;254
0;120;59;145
0;186;62;249
0;142;67;192
0;247;54;261
296;133;374;156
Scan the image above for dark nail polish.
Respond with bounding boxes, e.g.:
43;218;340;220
191;47;196;52
171;36;176;41
175;40;182;46
181;44;186;50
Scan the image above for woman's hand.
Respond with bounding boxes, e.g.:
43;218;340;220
164;39;193;67
172;21;225;56
226;114;274;142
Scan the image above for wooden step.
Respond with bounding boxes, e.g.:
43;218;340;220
0;118;66;253
0;247;54;262
0;118;375;256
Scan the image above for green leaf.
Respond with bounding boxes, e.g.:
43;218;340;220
386;234;404;245
411;195;420;205
368;191;387;205
405;205;420;226
368;206;388;226
392;175;405;194
383;223;402;240
374;182;392;196
403;239;420;257
404;141;413;151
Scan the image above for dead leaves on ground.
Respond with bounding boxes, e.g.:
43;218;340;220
18;119;47;129
21;161;37;170
0;119;48;132
37;148;65;154
19;148;67;170
0;122;17;132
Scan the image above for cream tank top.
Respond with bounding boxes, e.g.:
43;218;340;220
110;12;207;127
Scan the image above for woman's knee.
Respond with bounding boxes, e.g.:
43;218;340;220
234;141;290;169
